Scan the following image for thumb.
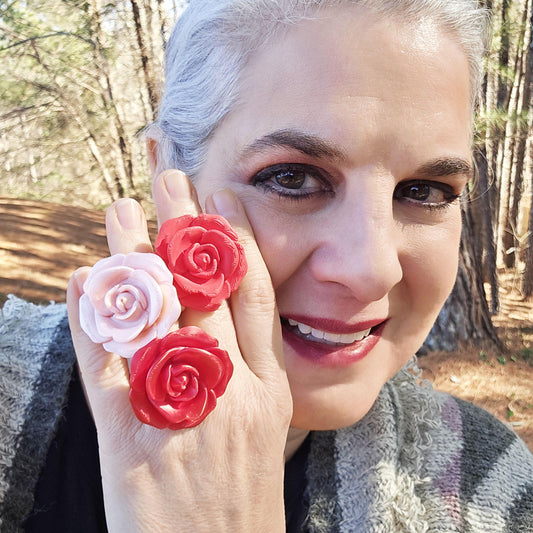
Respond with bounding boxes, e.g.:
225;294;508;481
66;268;132;430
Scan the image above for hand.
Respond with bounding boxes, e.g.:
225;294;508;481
66;170;292;532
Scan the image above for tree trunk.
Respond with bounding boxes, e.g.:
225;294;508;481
474;146;500;313
498;56;522;267
521;0;533;296
155;0;168;50
130;0;158;119
143;0;158;73
499;4;530;268
484;0;503;226
497;0;511;107
421;197;503;353
524;184;533;296
89;0;137;197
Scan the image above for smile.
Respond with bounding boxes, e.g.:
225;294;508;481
280;315;387;367
285;318;372;346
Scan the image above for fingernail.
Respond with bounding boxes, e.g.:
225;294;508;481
115;198;142;230
162;170;192;200
211;189;238;218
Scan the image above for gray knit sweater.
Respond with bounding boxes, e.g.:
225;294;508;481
0;297;76;532
305;366;533;531
0;296;532;532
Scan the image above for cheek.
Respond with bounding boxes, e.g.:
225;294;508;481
238;199;309;290
191;173;304;290
402;216;462;312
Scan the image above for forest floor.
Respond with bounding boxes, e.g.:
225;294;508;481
1;196;532;450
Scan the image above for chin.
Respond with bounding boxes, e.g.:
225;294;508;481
289;386;382;431
286;342;418;431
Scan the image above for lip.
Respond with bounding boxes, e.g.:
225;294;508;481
281;316;387;367
284;315;382;335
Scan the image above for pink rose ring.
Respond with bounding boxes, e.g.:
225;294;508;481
129;327;233;429
79;252;181;358
155;214;247;311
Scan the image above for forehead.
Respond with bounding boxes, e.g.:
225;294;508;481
208;5;471;172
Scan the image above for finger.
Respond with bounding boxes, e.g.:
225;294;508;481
106;198;152;255
66;269;132;429
153;170;242;350
203;189;284;386
152;169;200;228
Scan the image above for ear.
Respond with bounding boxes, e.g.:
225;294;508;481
146;137;159;180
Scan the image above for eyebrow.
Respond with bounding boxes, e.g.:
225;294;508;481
240;129;346;161
239;128;473;179
414;157;473;180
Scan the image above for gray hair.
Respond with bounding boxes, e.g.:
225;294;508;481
146;0;491;177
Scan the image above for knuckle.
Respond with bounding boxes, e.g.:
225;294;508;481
236;276;276;314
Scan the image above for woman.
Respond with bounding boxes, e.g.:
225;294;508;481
11;0;533;531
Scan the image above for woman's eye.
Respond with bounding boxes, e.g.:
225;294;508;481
251;163;332;199
394;180;460;209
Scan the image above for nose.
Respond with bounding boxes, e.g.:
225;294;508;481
309;198;403;303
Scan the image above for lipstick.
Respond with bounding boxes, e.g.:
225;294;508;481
281;316;386;367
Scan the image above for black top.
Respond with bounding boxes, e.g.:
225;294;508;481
284;433;310;532
24;368;107;532
24;368;309;532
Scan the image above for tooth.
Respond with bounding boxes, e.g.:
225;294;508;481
311;328;325;339
298;323;312;334
356;328;372;341
290;319;372;344
323;332;341;343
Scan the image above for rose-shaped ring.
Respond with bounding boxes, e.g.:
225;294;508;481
129;327;233;429
79;252;181;358
155;214;247;311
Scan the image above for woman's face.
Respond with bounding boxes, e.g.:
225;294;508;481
193;6;472;430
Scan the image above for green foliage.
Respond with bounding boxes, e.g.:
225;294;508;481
516;347;533;365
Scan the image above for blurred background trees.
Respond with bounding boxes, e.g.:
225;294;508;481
0;0;532;349
0;0;187;209
431;0;533;351
476;0;533;300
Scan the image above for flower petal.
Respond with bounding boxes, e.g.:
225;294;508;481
79;253;180;358
128;328;233;429
155;214;247;311
79;294;109;343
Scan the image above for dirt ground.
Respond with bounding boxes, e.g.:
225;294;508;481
1;196;531;450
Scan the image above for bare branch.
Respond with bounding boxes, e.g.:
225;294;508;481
0;31;96;52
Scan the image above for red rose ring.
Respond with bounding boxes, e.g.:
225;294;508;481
155;214;247;311
129;327;233;429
